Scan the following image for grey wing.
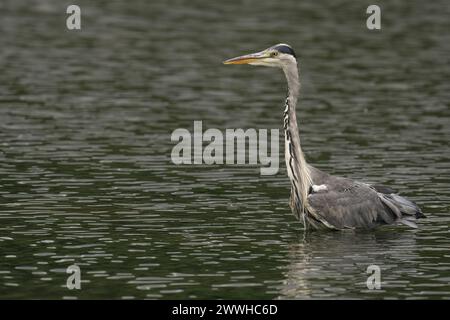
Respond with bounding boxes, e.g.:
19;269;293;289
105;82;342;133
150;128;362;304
307;174;423;230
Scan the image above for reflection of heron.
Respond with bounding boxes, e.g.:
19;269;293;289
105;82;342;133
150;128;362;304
224;44;424;230
278;231;419;298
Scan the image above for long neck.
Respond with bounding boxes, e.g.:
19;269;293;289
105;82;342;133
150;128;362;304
282;62;312;212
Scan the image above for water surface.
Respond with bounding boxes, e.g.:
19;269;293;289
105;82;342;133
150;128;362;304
0;0;449;299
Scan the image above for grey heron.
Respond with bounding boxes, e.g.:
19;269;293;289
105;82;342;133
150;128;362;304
224;44;424;230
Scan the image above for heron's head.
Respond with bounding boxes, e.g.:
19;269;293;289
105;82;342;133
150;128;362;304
223;43;297;68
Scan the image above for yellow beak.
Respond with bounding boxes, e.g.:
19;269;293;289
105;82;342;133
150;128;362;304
223;51;268;65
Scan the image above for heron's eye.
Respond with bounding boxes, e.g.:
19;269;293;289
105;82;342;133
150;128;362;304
271;51;278;57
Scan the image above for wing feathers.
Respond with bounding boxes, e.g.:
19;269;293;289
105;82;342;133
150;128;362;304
305;169;424;230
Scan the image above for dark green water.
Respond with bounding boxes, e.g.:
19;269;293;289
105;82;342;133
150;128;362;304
0;0;449;299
